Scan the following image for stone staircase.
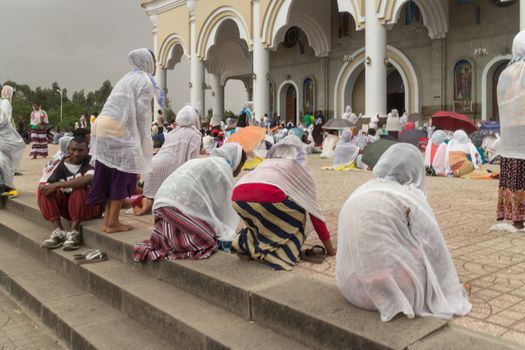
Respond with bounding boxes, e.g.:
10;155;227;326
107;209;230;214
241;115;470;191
0;192;517;350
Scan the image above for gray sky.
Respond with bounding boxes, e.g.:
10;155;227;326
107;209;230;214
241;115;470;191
0;0;243;112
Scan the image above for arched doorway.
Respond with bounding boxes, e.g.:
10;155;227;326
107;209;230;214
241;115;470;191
278;81;299;124
492;61;509;121
387;69;405;113
286;85;297;123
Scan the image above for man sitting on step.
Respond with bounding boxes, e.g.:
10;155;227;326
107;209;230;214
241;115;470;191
39;137;102;250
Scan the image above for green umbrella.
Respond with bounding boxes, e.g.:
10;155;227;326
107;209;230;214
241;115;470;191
362;139;398;169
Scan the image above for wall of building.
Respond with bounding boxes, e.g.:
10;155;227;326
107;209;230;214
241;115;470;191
445;0;518;120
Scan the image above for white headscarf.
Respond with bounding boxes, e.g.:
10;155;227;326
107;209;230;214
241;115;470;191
373;143;425;192
1;85;14;102
176;105;200;129
497;30;525;160
424;130;447;167
266;142;306;164
211;143;243;170
153;157;240;241
444;130;481;174
336;142;471;321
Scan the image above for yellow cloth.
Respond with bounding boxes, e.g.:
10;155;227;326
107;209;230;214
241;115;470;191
242;157;263;171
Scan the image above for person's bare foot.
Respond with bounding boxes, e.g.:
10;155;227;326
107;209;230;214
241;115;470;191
236;252;252;261
101;225;107;233
133;206;149;216
105;223;134;233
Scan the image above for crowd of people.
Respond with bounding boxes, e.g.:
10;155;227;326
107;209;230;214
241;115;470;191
1;31;524;322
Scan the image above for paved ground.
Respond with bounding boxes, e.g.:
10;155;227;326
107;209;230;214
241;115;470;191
0;288;64;349
12;144;525;347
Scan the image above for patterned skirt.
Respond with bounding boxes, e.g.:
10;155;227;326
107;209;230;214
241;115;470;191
497;157;525;222
232;198;307;271
30;129;48;157
131;207;218;262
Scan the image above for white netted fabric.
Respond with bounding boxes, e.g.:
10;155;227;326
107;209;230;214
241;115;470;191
0;86;25;188
336;144;471;321
210;143;243;170
444;130;481;174
333;130;360;168
237;157;324;221
153;157;240;241
497;31;525;160
90;49;157;175
320;134;338;159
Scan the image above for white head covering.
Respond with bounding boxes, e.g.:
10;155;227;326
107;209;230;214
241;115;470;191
1;85;14;102
211;143;243;170
497;30;525;160
444;130;481;174
424;130;447;168
176;105;200;129
340;129;352;143
59;136;74;155
373;143;425;192
336;144;471;321
267;142;306;164
153;157;240;241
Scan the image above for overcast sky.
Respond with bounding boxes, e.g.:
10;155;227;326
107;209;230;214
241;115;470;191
0;0;244;112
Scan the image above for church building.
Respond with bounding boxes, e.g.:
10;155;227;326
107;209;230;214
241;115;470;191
140;0;523;123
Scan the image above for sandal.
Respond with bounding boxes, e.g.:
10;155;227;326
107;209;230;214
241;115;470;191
74;249;99;260
300;245;326;264
74;249;108;265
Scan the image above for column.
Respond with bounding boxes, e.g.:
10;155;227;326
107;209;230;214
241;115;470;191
364;0;387;118
188;0;205;116
149;14;161;119
431;38;446;113
211;73;224;117
252;0;270;122
521;0;525;31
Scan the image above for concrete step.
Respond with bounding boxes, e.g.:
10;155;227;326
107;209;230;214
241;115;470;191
0;239;172;350
1;193;516;350
0;209;313;350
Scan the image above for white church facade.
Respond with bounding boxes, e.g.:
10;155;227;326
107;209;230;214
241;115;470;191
140;0;524;124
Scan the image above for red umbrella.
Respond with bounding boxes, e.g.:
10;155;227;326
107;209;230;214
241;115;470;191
431;111;478;134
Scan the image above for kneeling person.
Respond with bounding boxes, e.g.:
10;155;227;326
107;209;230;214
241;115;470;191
39;137;102;250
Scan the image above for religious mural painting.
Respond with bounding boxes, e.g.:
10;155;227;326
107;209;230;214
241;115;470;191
303;77;315;115
454;60;473;112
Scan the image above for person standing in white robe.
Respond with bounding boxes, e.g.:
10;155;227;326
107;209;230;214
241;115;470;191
0;85;25;197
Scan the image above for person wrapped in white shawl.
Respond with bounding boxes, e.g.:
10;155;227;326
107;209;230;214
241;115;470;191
0;85;25;197
336;143;471;321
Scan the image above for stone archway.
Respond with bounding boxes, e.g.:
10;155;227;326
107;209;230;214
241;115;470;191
482;55;512;121
334;46;420;117
278;80;300;124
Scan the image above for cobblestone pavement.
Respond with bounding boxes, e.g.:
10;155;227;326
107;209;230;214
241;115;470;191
12;144;525;346
0;288;64;349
